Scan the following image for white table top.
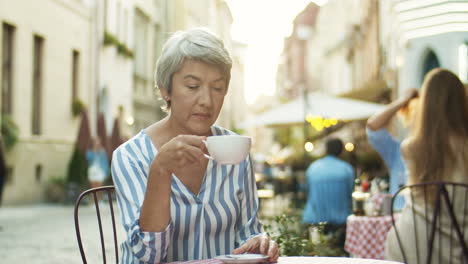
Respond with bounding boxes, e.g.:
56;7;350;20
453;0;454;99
168;256;403;264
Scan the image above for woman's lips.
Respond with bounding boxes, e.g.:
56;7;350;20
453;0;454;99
193;113;211;120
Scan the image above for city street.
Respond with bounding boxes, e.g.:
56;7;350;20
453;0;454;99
0;203;126;264
0;196;290;264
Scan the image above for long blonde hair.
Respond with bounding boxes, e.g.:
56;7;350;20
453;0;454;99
405;68;468;183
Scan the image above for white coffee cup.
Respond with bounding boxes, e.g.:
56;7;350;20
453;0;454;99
204;135;251;164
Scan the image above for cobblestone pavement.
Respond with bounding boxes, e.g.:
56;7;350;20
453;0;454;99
0;203;126;264
0;195;292;263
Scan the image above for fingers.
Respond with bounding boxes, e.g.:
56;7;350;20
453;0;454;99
177;143;205;163
267;240;279;263
178;135;207;149
232;241;252;254
403;88;419;100
232;233;278;263
165;135;207;161
154;135;209;174
259;233;269;255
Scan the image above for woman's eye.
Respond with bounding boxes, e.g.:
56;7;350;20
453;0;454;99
212;87;225;92
187;85;199;89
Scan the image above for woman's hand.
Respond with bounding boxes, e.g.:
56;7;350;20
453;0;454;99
401;88;419;103
151;135;207;175
232;233;279;263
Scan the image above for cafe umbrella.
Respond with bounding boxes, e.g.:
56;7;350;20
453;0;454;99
76;109;92;155
110;117;123;156
96;113;111;160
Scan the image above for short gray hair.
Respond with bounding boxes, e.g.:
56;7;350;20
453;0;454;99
154;28;232;110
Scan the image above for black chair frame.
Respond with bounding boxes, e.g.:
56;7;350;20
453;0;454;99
74;185;119;264
390;181;468;264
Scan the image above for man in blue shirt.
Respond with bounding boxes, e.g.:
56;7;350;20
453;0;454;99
302;138;354;248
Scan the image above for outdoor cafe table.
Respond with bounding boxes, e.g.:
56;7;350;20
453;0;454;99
344;214;395;259
168;256;403;264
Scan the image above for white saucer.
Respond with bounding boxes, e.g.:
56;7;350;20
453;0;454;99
214;254;269;264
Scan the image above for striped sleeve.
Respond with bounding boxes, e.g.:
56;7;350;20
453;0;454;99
111;141;173;263
235;155;263;246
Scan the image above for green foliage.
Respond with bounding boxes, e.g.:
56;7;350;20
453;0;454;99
103;31;134;59
45;176;66;203
71;98;85;117
1;114;19;151
231;127;245;135
117;42;134;58
273;127;292;148
356;150;384;171
263;213;347;257
103;31;119;46
66;147;88;186
264;214;312;256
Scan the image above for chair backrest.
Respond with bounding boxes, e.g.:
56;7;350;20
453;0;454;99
390;181;468;264
74;186;119;264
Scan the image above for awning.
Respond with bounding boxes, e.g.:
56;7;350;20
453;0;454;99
239;92;385;128
340;80;390;102
76;109;91;154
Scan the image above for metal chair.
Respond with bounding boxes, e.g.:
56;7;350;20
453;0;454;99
74;185;119;264
390;181;468;264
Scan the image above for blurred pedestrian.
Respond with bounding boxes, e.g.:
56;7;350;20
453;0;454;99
302;138;354;249
366;88;419;209
86;137;109;189
385;68;468;263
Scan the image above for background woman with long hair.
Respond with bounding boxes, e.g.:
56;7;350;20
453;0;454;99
385;68;468;263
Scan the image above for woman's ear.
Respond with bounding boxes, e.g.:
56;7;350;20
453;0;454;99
159;87;170;102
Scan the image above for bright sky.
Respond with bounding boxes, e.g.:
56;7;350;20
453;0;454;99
225;0;328;105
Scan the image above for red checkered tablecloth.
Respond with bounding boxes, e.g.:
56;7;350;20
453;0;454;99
370;193;392;212
344;214;395;259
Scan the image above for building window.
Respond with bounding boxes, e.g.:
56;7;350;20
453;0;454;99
103;0;108;30
153;24;162;71
2;23;15;116
32;35;44;135
134;9;148;79
422;50;440;82
6;167;13;184
116;1;121;40
458;43;468;83
123;9;128;44
72;50;80;102
35;164;42;182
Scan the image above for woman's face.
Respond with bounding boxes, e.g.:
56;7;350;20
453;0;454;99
163;59;227;136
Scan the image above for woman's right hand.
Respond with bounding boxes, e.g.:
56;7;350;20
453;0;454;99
151;135;207;176
402;88;419;103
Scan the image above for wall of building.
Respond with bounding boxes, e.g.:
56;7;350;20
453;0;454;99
0;0;245;204
0;0;93;204
399;32;468;92
389;0;468;93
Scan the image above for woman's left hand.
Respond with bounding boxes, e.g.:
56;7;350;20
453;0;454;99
232;233;279;263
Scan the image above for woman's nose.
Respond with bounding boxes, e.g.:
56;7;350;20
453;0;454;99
198;87;213;106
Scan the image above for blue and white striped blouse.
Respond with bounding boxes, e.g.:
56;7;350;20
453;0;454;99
111;125;262;264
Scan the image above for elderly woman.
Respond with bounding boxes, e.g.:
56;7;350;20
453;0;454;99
111;28;278;264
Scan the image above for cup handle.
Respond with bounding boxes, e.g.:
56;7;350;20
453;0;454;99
202;140;213;160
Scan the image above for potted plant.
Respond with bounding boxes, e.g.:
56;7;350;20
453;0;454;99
45;177;66;203
1;114;19;151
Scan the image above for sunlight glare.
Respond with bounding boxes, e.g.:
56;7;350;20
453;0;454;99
225;0;326;104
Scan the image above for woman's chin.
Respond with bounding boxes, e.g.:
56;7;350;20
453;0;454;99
186;122;214;135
